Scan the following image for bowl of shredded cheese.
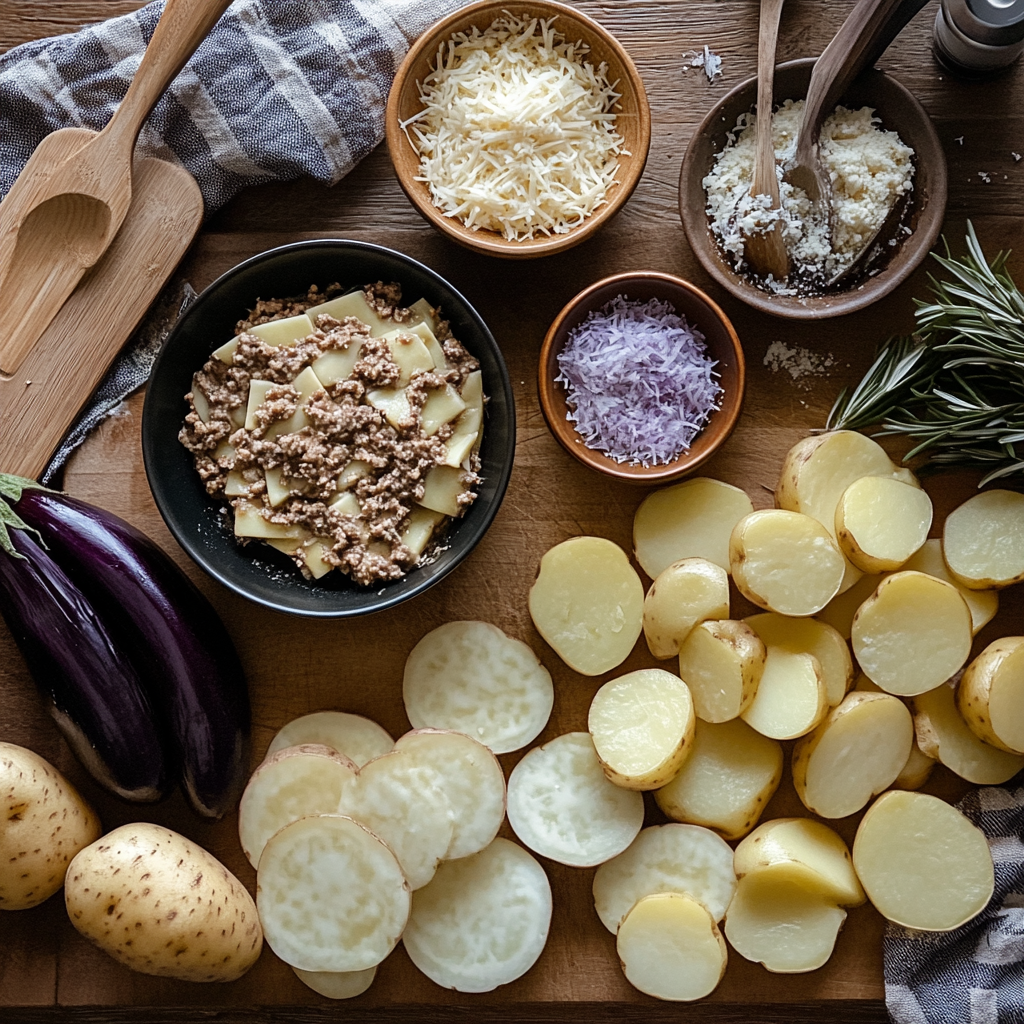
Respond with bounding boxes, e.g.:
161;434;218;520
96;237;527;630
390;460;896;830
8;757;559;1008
386;0;651;258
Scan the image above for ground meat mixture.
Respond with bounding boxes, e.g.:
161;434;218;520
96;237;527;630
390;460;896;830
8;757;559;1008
179;283;483;587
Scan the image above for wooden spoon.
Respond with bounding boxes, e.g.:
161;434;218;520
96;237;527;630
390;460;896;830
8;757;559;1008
0;0;230;378
743;0;789;282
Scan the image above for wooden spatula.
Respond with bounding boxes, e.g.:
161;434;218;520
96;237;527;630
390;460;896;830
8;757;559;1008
0;0;230;379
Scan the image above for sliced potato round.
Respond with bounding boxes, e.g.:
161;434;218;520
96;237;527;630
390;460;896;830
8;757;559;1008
633;477;754;578
733;818;864;907
730;510;845;616
896;741;936;791
402;620;553;754
744;612;852;706
815;572;883;640
678;619;765;723
740;648;827;740
506;733;644;868
266;712;394;767
393;729;505;860
851;571;972;696
853;791;994;931
834;476;932;572
292;965;377;999
958;637;1024;754
643;557;730;659
528;537;644;676
913;681;1024;784
943;489;1024;589
593;823;736;932
654;718;783;841
902;538;998;635
617;893;727;1001
792;692;913;819
403;838;552;993
723;870;847;973
257;814;409;972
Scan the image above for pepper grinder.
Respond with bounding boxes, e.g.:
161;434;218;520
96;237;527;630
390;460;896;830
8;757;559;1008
933;0;1024;75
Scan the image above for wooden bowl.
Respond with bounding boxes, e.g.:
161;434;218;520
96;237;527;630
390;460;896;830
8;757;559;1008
385;0;651;259
680;59;947;319
538;272;745;485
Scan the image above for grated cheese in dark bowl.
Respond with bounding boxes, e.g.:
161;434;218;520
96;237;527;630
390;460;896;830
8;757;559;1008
554;296;723;467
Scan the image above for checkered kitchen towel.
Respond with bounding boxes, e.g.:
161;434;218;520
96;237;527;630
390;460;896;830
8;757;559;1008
886;782;1024;1024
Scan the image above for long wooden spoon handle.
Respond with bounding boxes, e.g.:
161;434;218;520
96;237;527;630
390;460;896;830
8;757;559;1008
752;0;786;199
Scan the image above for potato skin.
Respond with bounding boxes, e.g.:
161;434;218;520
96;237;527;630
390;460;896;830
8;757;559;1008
958;637;1024;753
65;823;262;982
0;743;101;910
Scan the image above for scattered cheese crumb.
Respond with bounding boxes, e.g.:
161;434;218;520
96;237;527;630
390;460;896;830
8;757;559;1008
1013;152;1021;162
763;341;835;386
956;136;964;145
978;171;991;183
687;45;723;81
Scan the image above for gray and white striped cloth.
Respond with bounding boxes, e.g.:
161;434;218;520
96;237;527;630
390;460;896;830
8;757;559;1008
886;782;1024;1024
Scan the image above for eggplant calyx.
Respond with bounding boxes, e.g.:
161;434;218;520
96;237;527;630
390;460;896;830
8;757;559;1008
0;473;53;559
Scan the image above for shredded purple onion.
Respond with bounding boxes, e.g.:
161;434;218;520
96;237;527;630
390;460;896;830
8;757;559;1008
555;295;723;467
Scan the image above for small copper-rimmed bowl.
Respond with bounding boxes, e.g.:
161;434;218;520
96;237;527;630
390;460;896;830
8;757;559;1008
385;0;651;260
538;272;745;485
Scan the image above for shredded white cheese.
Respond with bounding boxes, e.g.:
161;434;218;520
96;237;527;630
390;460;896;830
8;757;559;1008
401;13;625;241
687;45;723;82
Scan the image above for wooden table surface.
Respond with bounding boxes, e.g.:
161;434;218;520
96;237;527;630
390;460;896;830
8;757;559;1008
2;0;1023;1021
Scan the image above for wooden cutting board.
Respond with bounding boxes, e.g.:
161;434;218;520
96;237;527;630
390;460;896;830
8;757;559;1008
0;155;203;480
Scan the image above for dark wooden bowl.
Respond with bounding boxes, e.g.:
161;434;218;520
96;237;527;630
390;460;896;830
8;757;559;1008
680;58;947;319
538;272;745;485
385;0;651;259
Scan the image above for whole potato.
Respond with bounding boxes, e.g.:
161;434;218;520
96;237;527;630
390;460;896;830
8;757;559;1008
65;823;262;982
1;742;101;910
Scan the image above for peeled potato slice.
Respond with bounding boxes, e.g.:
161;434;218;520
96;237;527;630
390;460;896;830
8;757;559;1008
791;692;913;819
529;537;644;676
633;477;754;578
588;669;695;790
678;619;765;723
815;572;883;640
834;476;932;572
654;718;783;841
912;681;1024;785
958;637;1024;754
943;489;1024;589
643;558;730;659
393;729;506;859
903;539;998;635
292;965;376;999
730;510;845;616
506;733;644;868
238;744;358;868
851;571;972;696
853;791;994;931
266;712;394;766
257;814;410;973
617;894;727;1001
723;871;847;974
740;648;826;740
403;621;553;754
403;838;552;993
593;824;737;932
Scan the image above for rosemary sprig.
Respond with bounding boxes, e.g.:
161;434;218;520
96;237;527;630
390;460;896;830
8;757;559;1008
827;223;1024;485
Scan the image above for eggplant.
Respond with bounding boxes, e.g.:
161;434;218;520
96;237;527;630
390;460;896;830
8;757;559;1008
14;489;251;819
0;526;172;801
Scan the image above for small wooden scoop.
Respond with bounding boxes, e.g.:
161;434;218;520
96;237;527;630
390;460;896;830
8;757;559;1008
0;0;230;379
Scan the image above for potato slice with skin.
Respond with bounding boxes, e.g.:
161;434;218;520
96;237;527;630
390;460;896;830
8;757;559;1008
257;814;409;972
730;510;845;616
403;620;553;755
238;744;359;868
292;965;376;999
853;791;993;931
618;893;728;1002
740;648;827;740
958;637;1024;754
593;824;737;932
588;669;696;790
791;692;913;819
943;489;1024;589
529;537;644;676
506;733;644;868
677;619;766;723
633;477;754;578
834;476;932;572
903;539;998;636
912;681;1024;784
655;718;783;841
403;838;552;993
852;571;972;696
852;676;936;790
733;818;864;907
723;870;847;974
643;557;730;659
815;572;883;640
266;711;394;767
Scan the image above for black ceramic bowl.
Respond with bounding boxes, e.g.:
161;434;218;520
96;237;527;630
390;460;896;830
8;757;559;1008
142;240;515;618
